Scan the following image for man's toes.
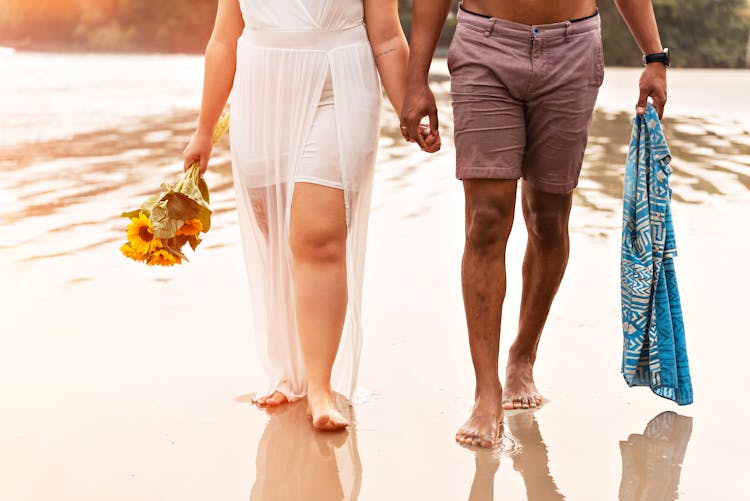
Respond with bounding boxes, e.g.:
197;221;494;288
456;431;476;445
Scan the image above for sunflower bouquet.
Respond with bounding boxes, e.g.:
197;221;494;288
120;113;229;266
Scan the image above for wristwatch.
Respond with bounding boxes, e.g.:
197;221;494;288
642;48;670;68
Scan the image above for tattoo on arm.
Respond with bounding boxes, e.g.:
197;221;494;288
374;46;397;58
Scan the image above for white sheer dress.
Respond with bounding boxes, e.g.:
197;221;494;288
229;0;381;401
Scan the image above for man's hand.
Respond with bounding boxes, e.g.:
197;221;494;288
637;63;667;118
401;79;441;153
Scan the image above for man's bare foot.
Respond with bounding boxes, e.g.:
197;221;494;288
503;359;542;410
307;389;348;432
254;391;289;408
456;394;504;448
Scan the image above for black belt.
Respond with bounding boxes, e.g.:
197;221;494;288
459;4;599;23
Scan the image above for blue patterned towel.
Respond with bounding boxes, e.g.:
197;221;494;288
621;104;693;405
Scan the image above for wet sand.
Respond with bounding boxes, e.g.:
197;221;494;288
1;62;749;500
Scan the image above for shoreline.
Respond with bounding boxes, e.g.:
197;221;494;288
0;54;749;501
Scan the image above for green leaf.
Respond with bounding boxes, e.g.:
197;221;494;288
198;176;210;204
121;209;143;219
164;191;202;220
121;191;162;219
151;202;183;240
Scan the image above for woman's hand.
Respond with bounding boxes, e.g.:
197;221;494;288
183;130;213;173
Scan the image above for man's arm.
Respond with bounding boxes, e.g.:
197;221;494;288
401;0;453;150
614;0;667;118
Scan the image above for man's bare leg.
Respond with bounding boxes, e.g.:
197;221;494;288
456;179;517;448
503;183;572;410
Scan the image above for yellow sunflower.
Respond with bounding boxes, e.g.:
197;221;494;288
120;242;147;262
176;218;203;237
127;213;161;255
147;248;182;267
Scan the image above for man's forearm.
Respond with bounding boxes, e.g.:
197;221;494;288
407;0;453;83
614;0;663;54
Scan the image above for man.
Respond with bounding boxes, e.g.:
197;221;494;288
401;0;668;448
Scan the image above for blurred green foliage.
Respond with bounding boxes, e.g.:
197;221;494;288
599;0;750;67
0;0;217;52
0;0;747;66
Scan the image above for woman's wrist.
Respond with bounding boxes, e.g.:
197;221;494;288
196;120;215;137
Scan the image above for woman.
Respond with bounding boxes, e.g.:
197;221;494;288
184;0;438;431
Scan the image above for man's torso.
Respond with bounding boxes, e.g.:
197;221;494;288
461;0;597;25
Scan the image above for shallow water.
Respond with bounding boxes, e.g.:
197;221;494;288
1;54;749;500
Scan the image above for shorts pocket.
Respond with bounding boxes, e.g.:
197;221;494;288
591;34;605;87
447;25;464;74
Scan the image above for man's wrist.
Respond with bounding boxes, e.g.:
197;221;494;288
642;48;670;68
406;65;431;86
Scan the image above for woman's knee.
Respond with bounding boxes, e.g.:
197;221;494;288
289;220;346;264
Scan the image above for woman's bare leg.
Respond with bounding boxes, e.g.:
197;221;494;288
289;182;349;431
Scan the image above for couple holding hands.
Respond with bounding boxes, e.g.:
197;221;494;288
183;0;668;448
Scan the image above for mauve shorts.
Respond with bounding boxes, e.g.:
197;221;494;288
448;7;605;193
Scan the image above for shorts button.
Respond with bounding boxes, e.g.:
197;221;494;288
484;31;490;36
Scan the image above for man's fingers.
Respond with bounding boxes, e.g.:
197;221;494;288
424;136;441;153
408;116;428;150
653;92;667;119
200;155;209;174
428;109;439;140
636;87;649;115
400;124;412;142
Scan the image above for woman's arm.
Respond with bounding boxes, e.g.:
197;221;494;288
364;0;439;151
363;0;409;118
184;0;244;172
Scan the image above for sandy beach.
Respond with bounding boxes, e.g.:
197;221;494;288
1;55;749;500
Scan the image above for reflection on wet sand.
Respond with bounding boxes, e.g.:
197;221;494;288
468;412;564;501
249;399;361;501
619;412;693;501
467;411;693;501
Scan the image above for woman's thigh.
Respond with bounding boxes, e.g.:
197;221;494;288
289;183;347;260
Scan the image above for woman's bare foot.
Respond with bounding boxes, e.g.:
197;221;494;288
503;360;542;410
456;393;504;448
254;391;289;408
306;389;348;432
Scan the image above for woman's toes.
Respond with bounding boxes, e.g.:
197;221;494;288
267;392;288;406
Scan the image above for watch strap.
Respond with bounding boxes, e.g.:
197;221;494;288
643;48;670;67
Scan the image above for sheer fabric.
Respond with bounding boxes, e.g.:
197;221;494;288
229;0;381;401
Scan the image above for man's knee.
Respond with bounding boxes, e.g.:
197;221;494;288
525;209;568;245
465;202;514;250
